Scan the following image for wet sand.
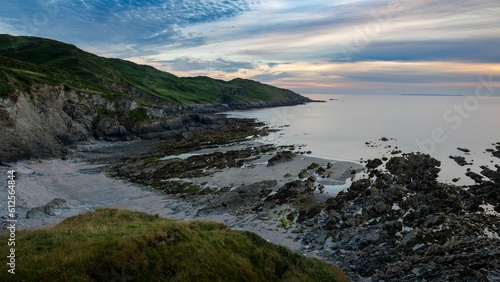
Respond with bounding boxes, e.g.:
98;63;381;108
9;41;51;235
0;151;362;251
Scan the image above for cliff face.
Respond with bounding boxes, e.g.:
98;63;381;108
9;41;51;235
1;85;104;161
0;35;314;162
0;84;180;161
0;83;309;162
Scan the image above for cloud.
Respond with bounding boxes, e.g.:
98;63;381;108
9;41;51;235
1;0;499;95
0;0;253;45
162;56;256;73
338;38;500;63
262;61;500;95
250;72;295;83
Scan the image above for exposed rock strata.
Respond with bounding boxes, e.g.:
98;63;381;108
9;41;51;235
0;84;310;162
297;153;500;281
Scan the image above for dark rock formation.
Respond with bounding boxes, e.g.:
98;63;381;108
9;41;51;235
0;83;311;162
457;147;471;153
449;155;471;166
197;180;277;215
365;158;383;169
112;144;276;191
26;198;67;219
266;179;316;204
466;171;484;183
298;153;500;281
489;144;500;159
267;151;296;167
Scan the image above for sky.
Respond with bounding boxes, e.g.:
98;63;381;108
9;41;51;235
1;0;499;95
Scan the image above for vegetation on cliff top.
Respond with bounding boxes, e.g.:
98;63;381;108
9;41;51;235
0;34;307;104
0;209;348;281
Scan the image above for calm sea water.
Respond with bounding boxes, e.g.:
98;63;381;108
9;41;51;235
227;94;500;185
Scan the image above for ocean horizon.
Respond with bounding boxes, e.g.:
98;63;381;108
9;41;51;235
227;93;500;185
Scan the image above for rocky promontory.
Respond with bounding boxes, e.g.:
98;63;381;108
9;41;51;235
0;82;312;162
0;34;313;163
297;153;500;281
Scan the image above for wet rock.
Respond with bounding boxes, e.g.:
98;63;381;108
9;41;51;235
307;163;320;170
267;151;295;167
267;180;316;204
480;166;500;183
449;155;471;166
457;147;471;153
384;220;403;234
316;166;326;175
198;180;277;215
306;176;317;183
365;158;383;169
26;198;67;219
113;144;276;189
385;153;441;191
365;200;390;217
466;171;484;183
350;179;371;193
298;153;500;281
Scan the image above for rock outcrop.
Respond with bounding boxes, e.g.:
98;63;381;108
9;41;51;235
449;155;471;166
0;83;310;162
298;153;500;281
26;198;67;219
197;180;277;215
267;151;296;167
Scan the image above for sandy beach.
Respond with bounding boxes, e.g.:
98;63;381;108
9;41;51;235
0;141;363;251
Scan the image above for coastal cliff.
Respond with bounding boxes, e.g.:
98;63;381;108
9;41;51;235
0;35;312;161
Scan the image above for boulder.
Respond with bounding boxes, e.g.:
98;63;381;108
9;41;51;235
26;198;67;219
267;151;295;167
449;155;470;166
267;180;316;204
365;158;383;169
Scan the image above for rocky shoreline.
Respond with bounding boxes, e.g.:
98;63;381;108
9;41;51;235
95;135;500;281
0;82;314;163
298;149;500;281
1;107;500;281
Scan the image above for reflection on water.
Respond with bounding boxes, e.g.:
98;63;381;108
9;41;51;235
227;94;500;185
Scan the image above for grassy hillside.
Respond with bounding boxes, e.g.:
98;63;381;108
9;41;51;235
0;55;113;97
0;209;348;281
0;34;306;104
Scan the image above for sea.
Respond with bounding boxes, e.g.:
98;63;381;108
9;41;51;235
226;94;500;186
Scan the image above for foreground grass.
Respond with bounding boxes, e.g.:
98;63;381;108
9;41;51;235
0;209;348;281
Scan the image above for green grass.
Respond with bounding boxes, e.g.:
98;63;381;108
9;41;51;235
130;107;149;123
0;209;349;281
0;34;307;105
0;55;116;97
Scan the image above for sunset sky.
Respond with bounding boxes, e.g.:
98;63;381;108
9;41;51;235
1;0;499;95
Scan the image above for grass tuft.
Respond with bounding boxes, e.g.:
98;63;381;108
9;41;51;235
0;209;349;281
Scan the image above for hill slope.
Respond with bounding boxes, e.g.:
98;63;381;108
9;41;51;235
0;34;311;162
0;209;348;281
0;34;309;105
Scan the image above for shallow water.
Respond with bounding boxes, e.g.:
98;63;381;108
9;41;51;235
227;94;500;185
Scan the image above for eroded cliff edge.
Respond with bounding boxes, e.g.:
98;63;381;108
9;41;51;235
0;83;310;162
